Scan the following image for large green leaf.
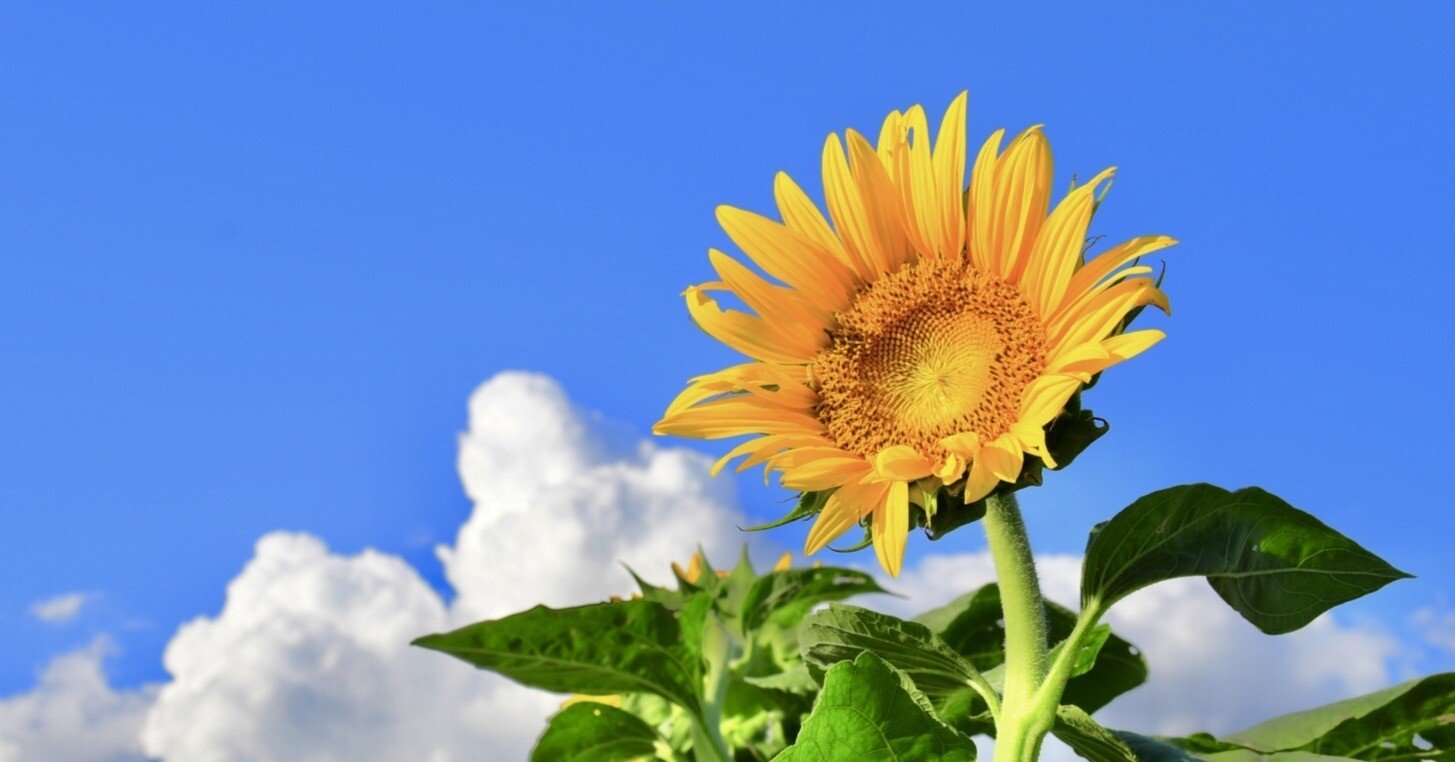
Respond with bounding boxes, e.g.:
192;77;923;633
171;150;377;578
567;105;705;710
914;584;1147;713
799;604;983;706
740;568;887;632
1081;484;1410;634
412;599;702;711
531;702;660;762
775;651;976;761
1221;673;1455;759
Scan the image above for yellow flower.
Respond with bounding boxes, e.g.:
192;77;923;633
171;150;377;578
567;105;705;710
655;93;1174;577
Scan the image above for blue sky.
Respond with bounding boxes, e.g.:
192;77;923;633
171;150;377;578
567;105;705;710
3;1;1453;700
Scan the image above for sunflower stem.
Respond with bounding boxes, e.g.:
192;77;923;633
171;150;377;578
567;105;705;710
982;492;1052;762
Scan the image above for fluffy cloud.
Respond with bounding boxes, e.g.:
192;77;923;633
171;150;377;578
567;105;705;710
885;549;1400;736
0;371;1417;760
137;372;748;761
0;639;153;762
441;372;746;621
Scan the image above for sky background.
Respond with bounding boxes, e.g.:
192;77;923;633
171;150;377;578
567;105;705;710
2;3;1454;758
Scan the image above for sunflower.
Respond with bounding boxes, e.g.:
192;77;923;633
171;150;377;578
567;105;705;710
654;93;1174;577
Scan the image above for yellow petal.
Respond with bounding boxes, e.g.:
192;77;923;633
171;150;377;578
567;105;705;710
655;395;824;440
1024;168;1115;316
774;172;859;275
805;479;888;555
683;286;819;363
823;133;888;281
1063;235;1178;314
872;481;910;577
872;445;936;481
716;206;856;312
708;249;832;340
776;449;874;491
846;129;912;276
1018;373;1085;428
774;552;793;571
995;127;1054;282
978;435;1024;482
967;128;1006;273
962;455;1001;504
933;93;969;258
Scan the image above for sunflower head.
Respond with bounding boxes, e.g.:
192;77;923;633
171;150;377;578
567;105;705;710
655;92;1175;576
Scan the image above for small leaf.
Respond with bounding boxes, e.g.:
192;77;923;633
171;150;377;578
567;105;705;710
743;491;827;532
1082;484;1410;634
775;651;976;761
740;568;887;632
744;664;818;695
799;604;984;706
1052;705;1137;762
413;599;702;711
531;702;659;762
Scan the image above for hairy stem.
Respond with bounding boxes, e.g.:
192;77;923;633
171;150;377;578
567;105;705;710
982;492;1051;762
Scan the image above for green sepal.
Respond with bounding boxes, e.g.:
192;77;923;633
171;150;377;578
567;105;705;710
743;491;827;532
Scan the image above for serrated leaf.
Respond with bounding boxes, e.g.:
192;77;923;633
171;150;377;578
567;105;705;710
531;702;659;762
799;604;984;706
413;599;702;711
775;651;976;761
740;568;887;632
1081;484;1410;634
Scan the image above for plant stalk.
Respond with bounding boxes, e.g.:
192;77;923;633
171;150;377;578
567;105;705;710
982;492;1052;762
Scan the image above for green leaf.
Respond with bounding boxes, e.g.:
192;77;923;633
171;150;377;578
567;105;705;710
743;491;827;532
775;651;976;761
413;599;702;711
1223;673;1455;759
1081;484;1410;634
914;584;1147;713
745;664;818;695
531;702;660;762
799;604;984;707
1053;706;1138;762
740;567;888;632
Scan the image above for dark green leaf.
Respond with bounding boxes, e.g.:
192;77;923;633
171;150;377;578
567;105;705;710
531;702;659;762
1082;484;1410;634
740;568;887;632
914;584;1147;713
799;604;983;707
413;599;702;711
775;652;976;761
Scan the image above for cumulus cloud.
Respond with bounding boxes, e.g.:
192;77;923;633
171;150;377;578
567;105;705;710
441;372;746;621
134;371;748;761
0;371;1418;760
0;639;153;762
884;549;1400;736
29;592;94;626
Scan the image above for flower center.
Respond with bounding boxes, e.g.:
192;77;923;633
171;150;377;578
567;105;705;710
812;258;1047;461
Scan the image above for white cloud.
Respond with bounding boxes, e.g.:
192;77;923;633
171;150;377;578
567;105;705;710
0;639;153;762
132;371;748;761
884;549;1400;736
29;592;94;626
441;372;746;621
1414;604;1455;657
0;371;1418;760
